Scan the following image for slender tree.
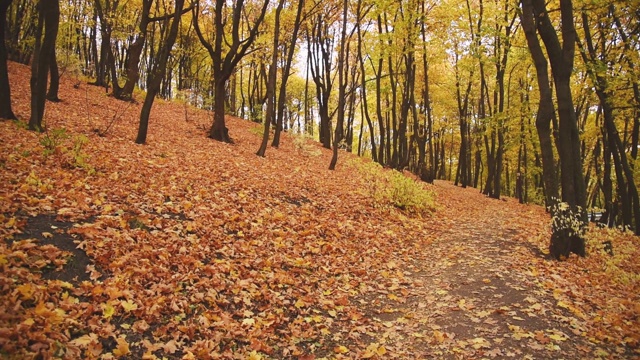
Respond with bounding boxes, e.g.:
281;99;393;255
271;0;306;148
29;0;59;131
135;0;186;144
519;0;559;209
328;0;348;169
0;0;16;120
257;0;285;157
193;0;270;142
528;0;587;259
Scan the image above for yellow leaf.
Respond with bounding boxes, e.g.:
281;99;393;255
23;318;35;326
376;345;387;355
242;318;255;326
295;299;305;308
113;336;130;357
247;350;262;360
70;333;98;347
387;293;399;301
548;333;567;342
433;330;446;343
5;217;16;228
16;283;35;300
328;310;337;317
102;303;115;319
121;299;138;312
334;345;349;354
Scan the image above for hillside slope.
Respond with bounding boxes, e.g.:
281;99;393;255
1;62;638;359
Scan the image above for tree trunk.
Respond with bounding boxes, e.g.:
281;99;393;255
520;0;559;208
272;0;304;148
530;0;586;259
329;0;348;170
135;0;185;144
29;0;59;131
0;0;16;120
356;0;377;162
46;49;60;101
257;0;284;157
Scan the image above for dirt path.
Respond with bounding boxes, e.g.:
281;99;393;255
357;181;606;359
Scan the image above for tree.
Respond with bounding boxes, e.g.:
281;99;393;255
256;0;285;157
271;0;306;148
135;0;186;144
0;0;16;120
519;0;559;209
328;0;349;170
193;0;270;142
120;1;195;101
577;7;640;235
525;0;586;259
92;0;122;96
306;2;339;149
29;0;59;131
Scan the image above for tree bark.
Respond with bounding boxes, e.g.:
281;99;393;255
519;0;559;208
271;0;305;148
0;0;16;120
530;0;586;259
257;0;284;157
29;0;59;131
46;49;60;101
135;0;185;144
329;0;348;170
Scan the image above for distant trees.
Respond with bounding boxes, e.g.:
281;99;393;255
3;0;639;240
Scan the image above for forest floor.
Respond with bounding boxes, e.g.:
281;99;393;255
1;61;639;359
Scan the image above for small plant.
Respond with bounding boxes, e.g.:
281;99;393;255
39;129;94;174
249;126;264;137
292;133;322;157
12;119;29;130
348;159;435;214
549;200;586;259
68;134;94;174
39;128;69;156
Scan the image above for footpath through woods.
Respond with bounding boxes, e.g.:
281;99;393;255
358;182;613;359
1;61;639;359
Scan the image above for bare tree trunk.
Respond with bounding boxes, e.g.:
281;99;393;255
329;0;348;170
256;0;284;157
520;0;559;208
0;0;16;120
135;0;185;144
29;0;59;131
46;49;60;101
530;0;586;259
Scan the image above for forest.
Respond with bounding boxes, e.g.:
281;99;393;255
2;0;639;240
1;0;640;358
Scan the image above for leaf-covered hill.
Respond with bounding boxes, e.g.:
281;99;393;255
1;62;639;359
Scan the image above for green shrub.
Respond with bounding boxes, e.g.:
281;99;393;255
39;129;94;174
39;128;69;156
292;133;322;157
348;159;435;214
249;125;264;137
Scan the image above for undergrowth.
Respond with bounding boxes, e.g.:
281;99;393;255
348;159;435;214
39;128;94;174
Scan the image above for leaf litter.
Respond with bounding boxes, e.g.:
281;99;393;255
1;61;638;359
